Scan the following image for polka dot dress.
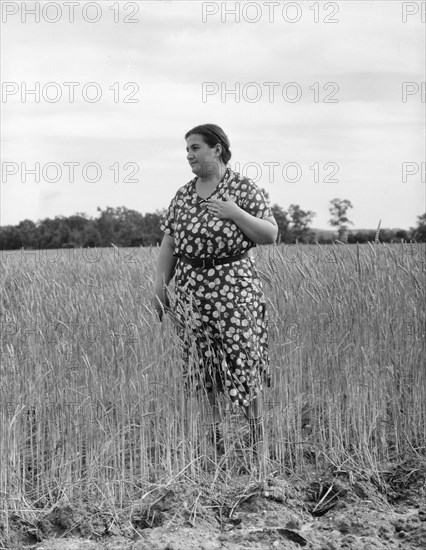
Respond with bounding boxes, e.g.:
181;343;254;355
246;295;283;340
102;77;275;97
160;167;272;408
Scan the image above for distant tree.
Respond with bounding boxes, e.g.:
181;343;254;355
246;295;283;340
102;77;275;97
16;219;38;248
115;207;145;246
378;229;396;243
288;204;316;243
410;213;426;242
257;187;289;244
81;224;101;247
37;216;72;248
62;213;100;247
94;206;163;246
0;225;21;250
329;198;353;241
347;230;376;244
142;211;164;245
395;229;410;242
95;206;116;246
271;204;291;244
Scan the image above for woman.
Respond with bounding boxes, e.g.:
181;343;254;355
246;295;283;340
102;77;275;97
153;123;277;456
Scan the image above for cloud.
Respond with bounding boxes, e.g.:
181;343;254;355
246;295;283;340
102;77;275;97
1;1;424;228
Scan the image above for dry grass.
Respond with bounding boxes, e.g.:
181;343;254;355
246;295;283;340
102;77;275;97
0;242;425;541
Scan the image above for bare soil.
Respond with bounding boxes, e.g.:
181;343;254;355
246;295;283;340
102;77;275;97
3;459;426;550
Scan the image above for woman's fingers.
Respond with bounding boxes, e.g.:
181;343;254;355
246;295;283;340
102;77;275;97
205;200;222;217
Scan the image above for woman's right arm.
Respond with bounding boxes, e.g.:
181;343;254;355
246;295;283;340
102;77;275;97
153;233;177;320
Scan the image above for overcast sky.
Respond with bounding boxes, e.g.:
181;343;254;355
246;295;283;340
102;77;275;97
1;0;425;230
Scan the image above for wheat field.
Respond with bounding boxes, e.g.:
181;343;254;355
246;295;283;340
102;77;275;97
0;242;425;541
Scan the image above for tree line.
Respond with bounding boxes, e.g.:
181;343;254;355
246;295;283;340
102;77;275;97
271;198;425;244
1;200;425;250
0;207;163;250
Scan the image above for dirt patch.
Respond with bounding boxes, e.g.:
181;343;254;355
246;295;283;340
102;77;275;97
3;460;426;550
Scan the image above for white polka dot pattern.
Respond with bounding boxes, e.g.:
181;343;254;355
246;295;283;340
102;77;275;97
160;168;272;407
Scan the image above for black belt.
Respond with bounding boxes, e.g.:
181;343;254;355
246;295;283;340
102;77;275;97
174;251;248;269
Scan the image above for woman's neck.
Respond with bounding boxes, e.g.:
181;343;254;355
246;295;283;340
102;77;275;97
198;164;227;186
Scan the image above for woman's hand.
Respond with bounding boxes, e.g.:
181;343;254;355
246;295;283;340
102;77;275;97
204;193;241;221
153;234;177;321
204;193;277;243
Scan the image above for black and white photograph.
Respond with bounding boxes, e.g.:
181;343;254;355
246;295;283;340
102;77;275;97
1;1;425;549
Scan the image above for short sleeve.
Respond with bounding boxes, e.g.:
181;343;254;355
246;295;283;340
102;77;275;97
160;192;179;236
241;180;273;219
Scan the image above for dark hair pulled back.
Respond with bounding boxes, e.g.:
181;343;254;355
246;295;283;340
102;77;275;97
185;123;232;165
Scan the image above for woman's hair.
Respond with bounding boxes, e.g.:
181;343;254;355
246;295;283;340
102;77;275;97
185;123;232;165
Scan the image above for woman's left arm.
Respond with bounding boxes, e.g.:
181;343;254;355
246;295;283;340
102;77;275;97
205;195;278;244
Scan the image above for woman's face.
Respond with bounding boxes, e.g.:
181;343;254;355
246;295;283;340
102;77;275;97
186;134;221;178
